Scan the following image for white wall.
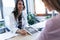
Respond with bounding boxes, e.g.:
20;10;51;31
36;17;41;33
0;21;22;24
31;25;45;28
2;0;15;27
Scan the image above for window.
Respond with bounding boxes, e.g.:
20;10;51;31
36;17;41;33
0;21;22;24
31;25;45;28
34;0;58;16
35;0;45;14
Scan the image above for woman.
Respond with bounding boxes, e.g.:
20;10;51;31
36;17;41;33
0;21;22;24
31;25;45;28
9;0;28;35
36;0;60;40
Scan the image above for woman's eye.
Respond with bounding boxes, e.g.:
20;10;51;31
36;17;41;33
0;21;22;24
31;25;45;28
19;3;22;5
19;3;21;5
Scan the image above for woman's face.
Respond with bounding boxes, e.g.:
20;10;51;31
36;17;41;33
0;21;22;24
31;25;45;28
17;1;24;11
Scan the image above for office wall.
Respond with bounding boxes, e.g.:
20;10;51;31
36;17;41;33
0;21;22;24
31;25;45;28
2;0;15;27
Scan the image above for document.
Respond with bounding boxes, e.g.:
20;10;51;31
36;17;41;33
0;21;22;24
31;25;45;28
0;32;18;40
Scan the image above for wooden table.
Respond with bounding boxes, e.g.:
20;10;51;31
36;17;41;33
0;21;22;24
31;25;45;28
8;32;40;40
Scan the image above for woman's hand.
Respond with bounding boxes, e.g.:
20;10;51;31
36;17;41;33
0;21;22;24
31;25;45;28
16;29;27;35
20;29;27;35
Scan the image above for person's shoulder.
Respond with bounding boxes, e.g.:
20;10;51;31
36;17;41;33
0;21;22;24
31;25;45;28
51;14;60;23
46;14;59;24
45;14;60;33
45;15;59;29
46;17;54;24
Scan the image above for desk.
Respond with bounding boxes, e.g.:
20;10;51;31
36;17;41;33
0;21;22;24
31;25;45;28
8;32;41;40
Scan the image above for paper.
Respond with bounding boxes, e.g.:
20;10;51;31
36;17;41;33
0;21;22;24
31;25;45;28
0;32;18;40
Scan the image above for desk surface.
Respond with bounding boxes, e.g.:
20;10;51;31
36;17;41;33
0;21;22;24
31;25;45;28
8;32;41;40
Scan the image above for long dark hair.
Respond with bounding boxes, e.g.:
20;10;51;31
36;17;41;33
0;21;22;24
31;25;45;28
12;0;25;19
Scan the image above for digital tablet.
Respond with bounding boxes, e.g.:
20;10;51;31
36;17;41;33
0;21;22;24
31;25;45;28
24;27;38;35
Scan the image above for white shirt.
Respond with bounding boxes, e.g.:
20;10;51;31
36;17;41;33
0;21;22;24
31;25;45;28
8;11;28;33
